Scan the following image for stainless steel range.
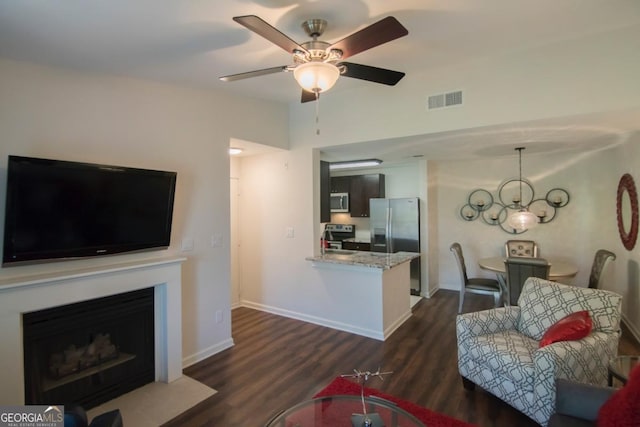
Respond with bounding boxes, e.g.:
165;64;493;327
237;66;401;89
323;224;355;249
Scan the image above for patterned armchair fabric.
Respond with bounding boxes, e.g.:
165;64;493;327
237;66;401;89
456;278;621;427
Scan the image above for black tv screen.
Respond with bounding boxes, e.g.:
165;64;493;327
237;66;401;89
3;156;177;265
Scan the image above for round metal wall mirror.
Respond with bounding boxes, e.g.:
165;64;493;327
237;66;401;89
616;173;639;251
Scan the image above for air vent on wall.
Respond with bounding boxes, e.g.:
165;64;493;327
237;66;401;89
427;90;463;109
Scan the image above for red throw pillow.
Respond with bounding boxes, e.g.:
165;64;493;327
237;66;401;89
597;364;640;427
539;310;593;348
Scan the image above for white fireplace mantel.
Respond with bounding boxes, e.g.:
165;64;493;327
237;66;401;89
0;256;186;405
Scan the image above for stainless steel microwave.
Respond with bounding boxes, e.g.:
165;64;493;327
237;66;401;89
330;192;349;212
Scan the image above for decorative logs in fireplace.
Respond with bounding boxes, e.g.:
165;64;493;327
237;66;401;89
23;287;155;409
49;333;119;379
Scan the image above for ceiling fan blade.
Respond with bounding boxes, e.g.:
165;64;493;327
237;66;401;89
301;90;318;103
327;16;408;60
233;15;308;54
220;66;289;82
340;62;405;85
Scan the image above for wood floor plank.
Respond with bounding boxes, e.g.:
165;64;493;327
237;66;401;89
163;290;640;427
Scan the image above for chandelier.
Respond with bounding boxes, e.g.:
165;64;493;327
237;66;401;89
507;147;539;231
458;147;570;234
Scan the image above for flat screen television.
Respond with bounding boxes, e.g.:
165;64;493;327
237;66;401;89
2;155;177;266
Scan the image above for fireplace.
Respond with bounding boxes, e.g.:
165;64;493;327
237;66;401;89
0;257;185;405
23;287;155;409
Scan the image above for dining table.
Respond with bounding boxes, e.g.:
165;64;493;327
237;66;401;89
478;256;578;282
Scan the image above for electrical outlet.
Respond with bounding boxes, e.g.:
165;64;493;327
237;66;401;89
285;227;294;238
215;310;223;324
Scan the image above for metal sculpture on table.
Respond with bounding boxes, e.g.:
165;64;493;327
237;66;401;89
341;368;393;427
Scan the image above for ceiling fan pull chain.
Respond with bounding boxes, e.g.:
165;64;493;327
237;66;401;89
315;91;320;135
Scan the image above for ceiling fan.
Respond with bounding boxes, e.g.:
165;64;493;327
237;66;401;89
219;15;409;103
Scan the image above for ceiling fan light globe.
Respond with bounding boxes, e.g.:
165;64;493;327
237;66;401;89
507;209;538;232
293;62;340;93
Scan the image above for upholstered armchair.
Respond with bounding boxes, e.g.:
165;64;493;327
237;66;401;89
456;278;622;427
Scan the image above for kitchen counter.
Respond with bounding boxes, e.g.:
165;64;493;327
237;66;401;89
305;249;418;341
342;237;371;243
306;250;419;269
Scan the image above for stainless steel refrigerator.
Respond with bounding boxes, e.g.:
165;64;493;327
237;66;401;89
370;197;421;295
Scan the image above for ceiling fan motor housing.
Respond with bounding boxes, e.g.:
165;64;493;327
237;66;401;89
296;40;341;64
297;19;342;64
301;19;327;38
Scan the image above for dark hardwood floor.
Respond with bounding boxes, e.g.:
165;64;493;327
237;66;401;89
163;290;640;427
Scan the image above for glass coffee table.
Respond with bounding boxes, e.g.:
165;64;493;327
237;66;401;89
265;394;425;427
608;355;640;386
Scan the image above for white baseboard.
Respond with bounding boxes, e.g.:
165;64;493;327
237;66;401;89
383;311;412;339
240;300;388;341
421;285;441;298
182;338;234;368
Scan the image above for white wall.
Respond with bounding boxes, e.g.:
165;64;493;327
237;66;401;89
0;59;289;366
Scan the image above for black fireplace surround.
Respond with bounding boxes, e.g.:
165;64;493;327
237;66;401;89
23;287;155;409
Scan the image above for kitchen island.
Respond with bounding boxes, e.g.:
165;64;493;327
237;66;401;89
305;250;419;341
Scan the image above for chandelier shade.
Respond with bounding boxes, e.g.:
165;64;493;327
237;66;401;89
507;209;539;231
293;62;340;93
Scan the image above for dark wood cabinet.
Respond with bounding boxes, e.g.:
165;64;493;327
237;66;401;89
349;174;385;217
320;161;330;223
330;176;350;193
342;241;371;251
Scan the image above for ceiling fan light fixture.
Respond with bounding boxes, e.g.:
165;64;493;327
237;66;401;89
293;61;340;93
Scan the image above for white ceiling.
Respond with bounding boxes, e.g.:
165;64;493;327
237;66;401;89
1;0;639;161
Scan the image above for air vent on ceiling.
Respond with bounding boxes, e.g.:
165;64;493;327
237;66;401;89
427;90;463;110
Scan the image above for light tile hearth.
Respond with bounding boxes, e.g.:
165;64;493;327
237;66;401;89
87;376;216;427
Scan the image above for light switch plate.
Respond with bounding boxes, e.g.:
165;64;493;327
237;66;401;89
285;227;294;238
181;238;194;251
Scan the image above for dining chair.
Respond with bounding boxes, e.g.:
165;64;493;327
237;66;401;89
505;239;538;257
450;242;502;313
588;249;616;289
504;257;550;305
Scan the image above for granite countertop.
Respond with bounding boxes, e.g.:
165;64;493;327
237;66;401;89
342;237;371;243
306;250;419;269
